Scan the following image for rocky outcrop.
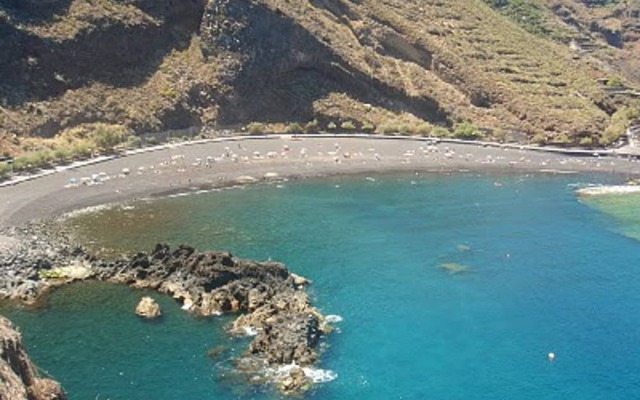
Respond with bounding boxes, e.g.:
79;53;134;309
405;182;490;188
0;234;332;396
134;296;162;319
0;316;66;400
0;225;84;304
89;244;329;394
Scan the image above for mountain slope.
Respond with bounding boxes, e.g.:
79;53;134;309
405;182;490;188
0;0;638;155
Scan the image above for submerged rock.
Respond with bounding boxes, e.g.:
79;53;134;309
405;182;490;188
0;316;67;400
439;262;470;275
205;345;228;360
135;296;162;319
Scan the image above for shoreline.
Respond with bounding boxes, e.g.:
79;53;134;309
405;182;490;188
1;134;640;229
1;134;640;397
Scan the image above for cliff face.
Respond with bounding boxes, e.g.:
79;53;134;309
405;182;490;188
0;0;638;148
0;316;66;400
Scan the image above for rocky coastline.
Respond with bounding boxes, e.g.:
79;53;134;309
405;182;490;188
0;316;66;400
0;224;333;396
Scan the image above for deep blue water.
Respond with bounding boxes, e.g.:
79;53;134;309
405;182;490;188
5;172;640;399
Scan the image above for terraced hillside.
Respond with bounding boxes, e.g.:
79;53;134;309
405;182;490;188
0;0;638;157
484;0;640;84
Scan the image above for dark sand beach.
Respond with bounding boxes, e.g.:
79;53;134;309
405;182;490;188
1;135;639;228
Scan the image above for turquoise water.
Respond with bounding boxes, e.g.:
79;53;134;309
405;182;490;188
6;172;640;399
581;191;640;241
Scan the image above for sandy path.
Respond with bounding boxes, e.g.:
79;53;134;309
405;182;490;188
1;135;638;228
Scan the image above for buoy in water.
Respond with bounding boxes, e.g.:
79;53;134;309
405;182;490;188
548;352;555;361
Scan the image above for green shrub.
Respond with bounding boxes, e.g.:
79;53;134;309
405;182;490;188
579;137;594;147
126;136;143;148
14;150;54;171
531;133;547;145
13;156;30;171
341;121;356;131
327;122;337;131
601;107;639;146
285;122;304;134
377;123;399;134
548;132;571;145
453;122;484;140
247;122;266;135
89;124;131;151
414;122;432;136
430;126;451;137
397;124;413;134
362;122;376;133
72;142;93;158
145;137;159;146
606;76;624;87
53;147;72;161
160;87;178;98
0;162;11;178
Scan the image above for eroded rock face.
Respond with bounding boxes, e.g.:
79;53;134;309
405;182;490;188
134;296;162;319
0;316;66;400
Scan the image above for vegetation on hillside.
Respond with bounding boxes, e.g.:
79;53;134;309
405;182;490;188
0;0;638;165
2;123;131;175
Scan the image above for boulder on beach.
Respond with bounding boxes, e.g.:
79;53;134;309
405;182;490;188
135;296;162;319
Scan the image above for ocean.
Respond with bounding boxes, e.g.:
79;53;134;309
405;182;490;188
4;171;640;399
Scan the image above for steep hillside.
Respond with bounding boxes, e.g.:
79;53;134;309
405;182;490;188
0;0;638;157
484;0;640;83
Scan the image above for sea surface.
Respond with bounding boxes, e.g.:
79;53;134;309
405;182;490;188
4;172;640;400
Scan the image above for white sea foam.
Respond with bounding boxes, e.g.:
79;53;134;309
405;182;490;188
302;367;338;383
324;314;343;324
167;192;191;198
60;203;115;219
243;326;259;336
576;185;640;196
269;363;338;383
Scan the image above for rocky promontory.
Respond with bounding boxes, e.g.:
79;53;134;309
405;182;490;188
0;316;66;400
0;228;332;395
95;243;329;388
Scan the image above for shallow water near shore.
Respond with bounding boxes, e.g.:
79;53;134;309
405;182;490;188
580;191;640;241
6;172;640;399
